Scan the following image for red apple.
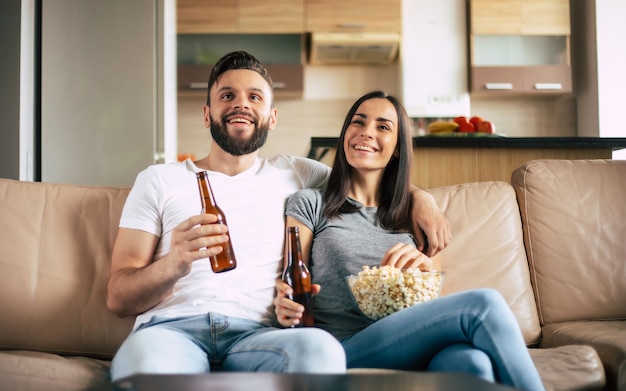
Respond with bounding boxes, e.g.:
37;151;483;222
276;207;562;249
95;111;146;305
453;116;468;125
457;121;475;132
476;120;495;134
469;116;483;129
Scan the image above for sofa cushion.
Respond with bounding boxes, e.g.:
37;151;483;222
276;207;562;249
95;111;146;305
349;345;606;391
0;179;134;359
540;320;626;391
0;350;111;391
529;345;605;391
511;159;626;325
428;181;541;345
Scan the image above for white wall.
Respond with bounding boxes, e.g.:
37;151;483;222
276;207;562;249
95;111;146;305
400;0;470;118
596;0;626;159
596;0;626;139
572;0;626;159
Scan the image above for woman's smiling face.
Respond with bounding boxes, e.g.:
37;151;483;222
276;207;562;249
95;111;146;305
343;97;399;173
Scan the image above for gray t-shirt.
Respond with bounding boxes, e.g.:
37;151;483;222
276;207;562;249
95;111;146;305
285;188;416;340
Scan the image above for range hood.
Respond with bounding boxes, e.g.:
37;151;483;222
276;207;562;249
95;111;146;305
309;32;400;65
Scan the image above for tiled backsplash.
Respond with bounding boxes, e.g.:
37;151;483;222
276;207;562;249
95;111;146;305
470;96;577;138
178;94;577;161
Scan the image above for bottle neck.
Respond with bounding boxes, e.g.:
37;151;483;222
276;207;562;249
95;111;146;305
287;227;302;266
197;171;218;208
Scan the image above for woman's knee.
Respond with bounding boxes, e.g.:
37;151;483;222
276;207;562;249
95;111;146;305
467;288;507;308
428;344;495;382
460;288;514;320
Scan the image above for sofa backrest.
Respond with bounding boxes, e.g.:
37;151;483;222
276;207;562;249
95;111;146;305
428;181;541;345
0;179;135;359
0;178;543;355
511;159;626;325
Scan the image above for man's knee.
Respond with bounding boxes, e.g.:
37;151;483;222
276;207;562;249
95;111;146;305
110;326;208;381
283;328;346;374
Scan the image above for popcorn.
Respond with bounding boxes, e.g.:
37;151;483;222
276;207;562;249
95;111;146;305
346;265;444;320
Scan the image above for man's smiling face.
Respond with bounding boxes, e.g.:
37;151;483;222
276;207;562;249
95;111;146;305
205;69;277;156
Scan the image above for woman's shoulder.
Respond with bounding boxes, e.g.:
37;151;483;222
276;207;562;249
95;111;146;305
287;188;327;216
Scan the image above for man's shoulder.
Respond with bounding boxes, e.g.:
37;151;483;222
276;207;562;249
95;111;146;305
262;154;330;181
290;187;323;202
132;160;193;190
263;154;325;170
139;160;190;177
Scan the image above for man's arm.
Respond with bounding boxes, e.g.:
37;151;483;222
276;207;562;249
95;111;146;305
106;214;228;317
410;185;451;257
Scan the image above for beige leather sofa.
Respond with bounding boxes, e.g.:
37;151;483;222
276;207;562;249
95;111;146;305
0;159;624;391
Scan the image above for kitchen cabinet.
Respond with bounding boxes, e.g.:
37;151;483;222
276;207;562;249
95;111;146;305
177;34;305;99
305;0;401;33
469;0;572;95
178;63;304;99
176;1;305;98
177;0;304;34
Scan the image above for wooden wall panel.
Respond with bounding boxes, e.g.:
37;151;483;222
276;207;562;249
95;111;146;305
411;148;611;189
315;147;613;189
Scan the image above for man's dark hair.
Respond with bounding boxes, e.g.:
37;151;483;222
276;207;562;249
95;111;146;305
206;51;273;105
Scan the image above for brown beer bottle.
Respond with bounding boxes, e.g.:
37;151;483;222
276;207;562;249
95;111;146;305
282;226;314;327
196;171;237;273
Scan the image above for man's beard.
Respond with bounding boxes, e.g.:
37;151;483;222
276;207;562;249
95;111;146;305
210;113;269;156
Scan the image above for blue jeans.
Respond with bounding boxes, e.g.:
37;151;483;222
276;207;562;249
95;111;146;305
110;313;346;382
341;289;545;391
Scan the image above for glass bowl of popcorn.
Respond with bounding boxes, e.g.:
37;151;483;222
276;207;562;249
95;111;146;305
346;265;445;320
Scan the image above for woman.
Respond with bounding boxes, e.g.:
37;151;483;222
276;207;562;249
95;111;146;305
274;91;545;391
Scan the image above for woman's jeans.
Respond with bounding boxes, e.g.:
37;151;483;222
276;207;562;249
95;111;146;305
341;288;545;391
110;313;346;382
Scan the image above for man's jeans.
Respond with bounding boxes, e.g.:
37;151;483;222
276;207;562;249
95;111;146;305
110;313;346;382
341;289;545;391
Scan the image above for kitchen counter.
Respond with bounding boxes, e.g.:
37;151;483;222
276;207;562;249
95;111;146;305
308;136;626;160
308;136;626;188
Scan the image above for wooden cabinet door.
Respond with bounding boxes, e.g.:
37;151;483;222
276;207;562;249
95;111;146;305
178;0;304;34
178;64;304;99
471;66;524;93
471;0;570;35
471;0;521;34
471;66;572;95
177;0;238;34
522;65;572;93
521;0;570;35
305;0;401;33
239;0;304;33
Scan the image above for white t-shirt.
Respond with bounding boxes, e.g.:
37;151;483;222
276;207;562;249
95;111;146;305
120;155;330;328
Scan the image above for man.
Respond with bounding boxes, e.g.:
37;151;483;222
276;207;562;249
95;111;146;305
107;51;450;382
